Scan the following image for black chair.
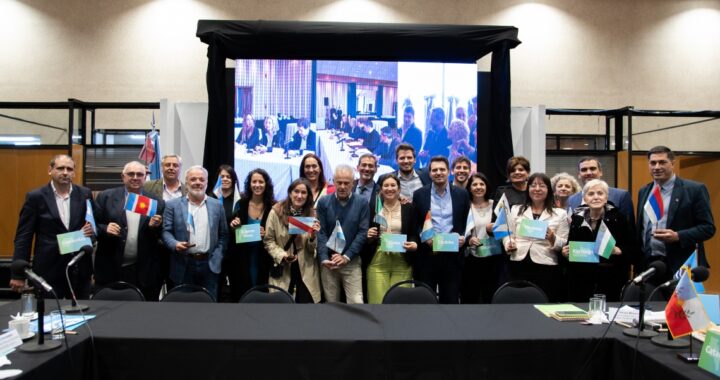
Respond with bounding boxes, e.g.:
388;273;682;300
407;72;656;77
239;284;294;304
620;282;665;302
382;280;438;304
161;284;216;303
91;281;145;302
492;280;549;304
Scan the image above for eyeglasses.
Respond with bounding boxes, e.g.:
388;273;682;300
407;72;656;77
124;172;146;178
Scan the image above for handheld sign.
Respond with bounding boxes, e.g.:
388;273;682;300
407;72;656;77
517;219;548;240
474;238;502;258
57;230;93;255
568;241;599;263
235;224;261;243
433;233;459;252
380;234;406;253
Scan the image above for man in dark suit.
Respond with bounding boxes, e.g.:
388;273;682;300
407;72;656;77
95;161;165;300
288;118;316;151
374;127;399;170
400;106;422;155
162;165;227;298
418;107;451;166
11;154;95;299
567;156;635;225
412;156;470;304
637;146;715;284
359;118;380;152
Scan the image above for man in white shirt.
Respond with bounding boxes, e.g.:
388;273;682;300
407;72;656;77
143;154;187;201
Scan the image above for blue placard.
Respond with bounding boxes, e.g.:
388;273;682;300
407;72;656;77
475;237;502;257
380;234;406;253
433;233;459;252
56;230;92;255
517;219;548;240
235;224;261;243
568;241;599;263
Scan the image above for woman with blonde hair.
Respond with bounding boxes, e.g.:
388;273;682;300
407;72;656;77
550;172;581;210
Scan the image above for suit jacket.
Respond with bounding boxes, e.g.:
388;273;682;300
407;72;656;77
401;124;423;153
422;127;451;158
373;139;399;169
143;179;187;200
568;187;635;226
316;194;369;262
289;130;317;151
502;205;569;266
12;184;94;294
362;129;381;152
162;196;228;284
412;183;471;258
636;176;715;275
94;187;165;288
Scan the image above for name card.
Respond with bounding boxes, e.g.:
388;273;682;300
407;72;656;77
235;224;261;243
57;230;92;255
474;237;502;258
433;233;459;252
700;327;720;376
0;330;23;357
568;241;599;263
517;219;548;240
380;234;407;253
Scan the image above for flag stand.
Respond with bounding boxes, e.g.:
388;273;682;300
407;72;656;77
651;329;690;348
677;337;700;362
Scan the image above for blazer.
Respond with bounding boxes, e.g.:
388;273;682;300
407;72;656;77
401;124;423;153
412;183;471;257
289;130;317;151
568;186;635;226
636;176;715;274
12;184;94;291
362;129;381;152
162;196;228;283
232;197;273;284
365;200;419;266
143;179;187;199
94;187;165;288
502;205;569;266
263;207;321;303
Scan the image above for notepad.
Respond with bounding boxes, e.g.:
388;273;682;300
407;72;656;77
534;304;586;318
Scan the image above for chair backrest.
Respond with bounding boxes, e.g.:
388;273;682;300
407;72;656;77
91;281;145;302
162;284;216;303
382;280;438;304
239;284;294;304
492;280;549;304
620;282;664;302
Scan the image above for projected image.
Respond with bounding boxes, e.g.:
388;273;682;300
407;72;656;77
234;59;477;200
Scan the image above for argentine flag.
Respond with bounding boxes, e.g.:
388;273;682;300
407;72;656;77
493;206;511;240
674;251;705;293
326;220;347;253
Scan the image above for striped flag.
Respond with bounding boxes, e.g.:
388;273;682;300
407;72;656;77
232;183;241;213
464;209;475;238
494;193;509;217
186;210;195;234
674;251;705;293
492;206;511;240
373;196;388;227
594;220;616;259
212;176;223;205
85;199;97;235
288;216;315;234
665;268;712;338
124;193;157;217
420;211;434;242
326;220;346;253
644;184;665;225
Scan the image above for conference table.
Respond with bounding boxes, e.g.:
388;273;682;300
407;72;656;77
1;301;715;380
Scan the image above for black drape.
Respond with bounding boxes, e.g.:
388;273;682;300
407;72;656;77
197;20;520;177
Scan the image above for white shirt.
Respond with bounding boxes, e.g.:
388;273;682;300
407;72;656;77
188;196;211;254
163;181;184;201
123;209;140;266
50;181;72;230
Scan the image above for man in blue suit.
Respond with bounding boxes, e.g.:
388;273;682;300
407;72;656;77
162;165;227;298
412;156;470;304
636;146;715;284
567;156;635;225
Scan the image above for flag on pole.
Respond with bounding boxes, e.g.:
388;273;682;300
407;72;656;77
232;182;241;213
326;220;346;253
492;206;511;240
594;220;616;259
139;133;156;164
420;211;434;242
212;176;223;204
124;193;158;217
464;209;475;238
665;268;713;338
674;251;705;293
186;210;195;234
644;184;664;225
494;193;509;217
85;199;97;235
373;196;388;227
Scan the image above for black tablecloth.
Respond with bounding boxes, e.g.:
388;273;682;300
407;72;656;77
1;301;715;380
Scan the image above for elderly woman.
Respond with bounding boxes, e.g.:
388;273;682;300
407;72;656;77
503;173;569;301
447;119;476;165
562;179;636;302
256;116;279;152
263;178;321;303
550;172;581;210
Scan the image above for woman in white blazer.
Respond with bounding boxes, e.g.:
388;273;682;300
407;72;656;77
502;173;569;301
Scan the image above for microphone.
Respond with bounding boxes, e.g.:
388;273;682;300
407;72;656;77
11;260;53;292
67;245;93;267
632;261;667;285
657;266;709;289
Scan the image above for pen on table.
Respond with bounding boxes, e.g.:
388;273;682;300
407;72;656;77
615;321;632;328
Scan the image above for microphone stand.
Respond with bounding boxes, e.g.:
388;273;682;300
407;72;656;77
19;289;62;352
340;140;345;152
622;282;658;338
63;250;90;312
648;285;689;348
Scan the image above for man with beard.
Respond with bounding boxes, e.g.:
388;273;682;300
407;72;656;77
384;143;430;203
451;156;472;189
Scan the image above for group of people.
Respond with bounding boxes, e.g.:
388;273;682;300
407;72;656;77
11;144;714;305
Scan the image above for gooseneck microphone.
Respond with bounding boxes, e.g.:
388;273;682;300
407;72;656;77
657;266;709;289
64;245;93;313
631;261;667;285
11;260;53;292
67;245;93;267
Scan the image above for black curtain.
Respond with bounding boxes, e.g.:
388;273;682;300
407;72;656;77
197;20;520;178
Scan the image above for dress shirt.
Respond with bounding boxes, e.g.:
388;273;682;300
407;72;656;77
50;181;72;230
355;181;374;204
398;170;423;200
430;183;453;234
188;196;211;254
163;181;184;201
123;209;140;266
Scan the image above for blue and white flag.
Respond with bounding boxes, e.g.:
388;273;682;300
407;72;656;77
85;199;97;235
492;206;511;240
464;209;475;238
212;176;223;204
326;220;346;253
674;251;705;293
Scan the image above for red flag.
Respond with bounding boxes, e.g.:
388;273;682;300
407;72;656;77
139;133;156;163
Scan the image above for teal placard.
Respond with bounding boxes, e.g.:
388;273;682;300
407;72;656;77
433;233;459;252
475;237;502;258
568;241;599;263
380;234;406;253
56;230;92;255
235;224;261;243
699;328;720;376
517;219;548;239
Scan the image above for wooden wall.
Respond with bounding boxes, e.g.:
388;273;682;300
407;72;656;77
617;151;720;293
2;148;72;258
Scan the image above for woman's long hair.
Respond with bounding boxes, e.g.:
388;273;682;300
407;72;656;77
275;178;315;225
243;168;276;207
519;172;556;215
299;153;326;191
